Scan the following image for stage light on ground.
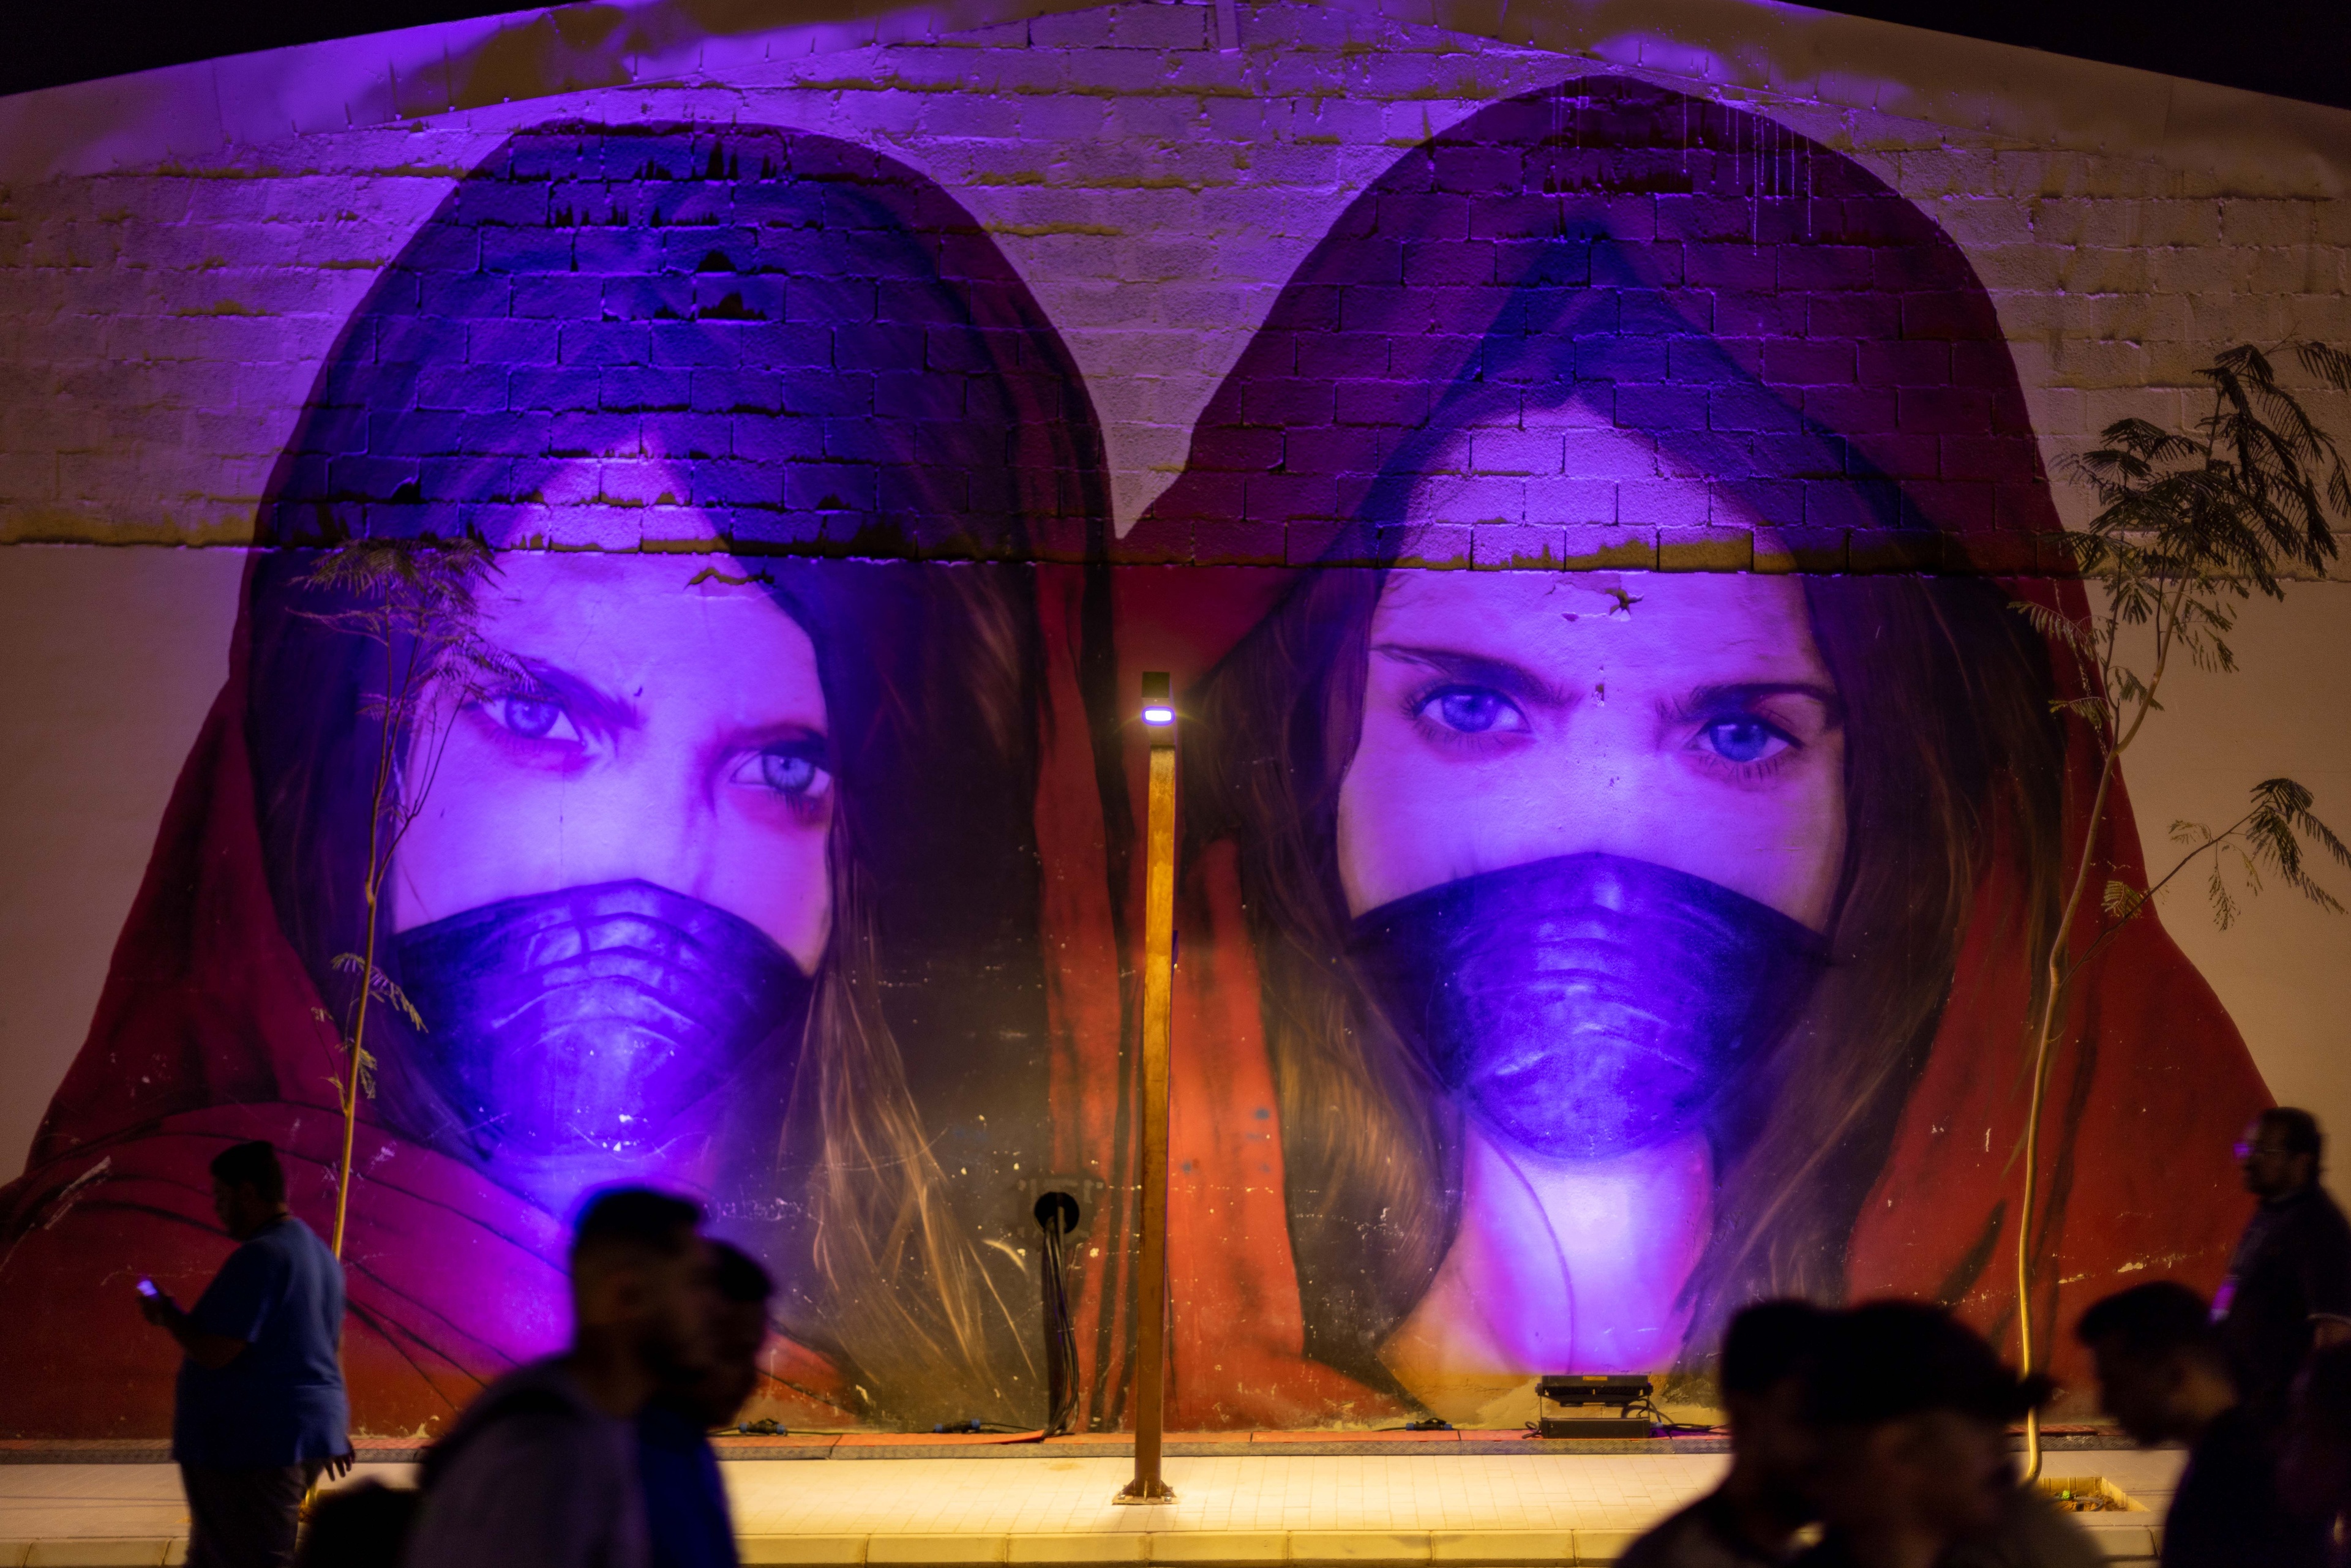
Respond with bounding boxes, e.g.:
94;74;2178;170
1535;1375;1658;1440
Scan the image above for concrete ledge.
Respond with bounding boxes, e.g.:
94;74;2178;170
1147;1533;1290;1565
713;1437;842;1460
1287;1532;1429;1565
869;1537;1011;1565
2085;1525;2159;1559
743;1537;872;1564
1568;1532;1641;1564
1430;1531;1575;1565
1008;1534;1152;1564
24;1545;176;1567
1248;1433;1457;1447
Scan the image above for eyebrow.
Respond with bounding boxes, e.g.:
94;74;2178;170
746;726;831;756
508;656;645;735
1674;681;1846;727
1370;643;1574;708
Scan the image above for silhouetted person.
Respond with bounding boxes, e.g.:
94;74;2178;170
2217;1109;2351;1429
2079;1280;2325;1568
402;1188;716;1568
138;1139;350;1568
2281;1342;2351;1568
636;1240;773;1568
1792;1302;2091;1568
1619;1300;1830;1566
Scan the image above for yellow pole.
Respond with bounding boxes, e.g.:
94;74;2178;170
1117;674;1179;1505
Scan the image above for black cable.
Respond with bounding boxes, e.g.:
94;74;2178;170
1622;1397;1722;1436
1523;1397;1718;1438
1035;1191;1082;1438
931;1420;1038;1435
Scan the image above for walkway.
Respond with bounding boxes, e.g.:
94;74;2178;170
0;1444;2186;1566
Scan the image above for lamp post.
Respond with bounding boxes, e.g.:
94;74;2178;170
1116;672;1179;1504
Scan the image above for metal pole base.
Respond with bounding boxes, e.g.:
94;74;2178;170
1112;1480;1177;1505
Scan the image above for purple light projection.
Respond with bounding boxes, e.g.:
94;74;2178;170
1133;75;2271;1420
394;878;816;1215
0;75;2285;1442
0;120;1109;1438
1349;852;1826;1164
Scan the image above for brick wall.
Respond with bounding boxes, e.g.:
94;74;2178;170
4;0;2351;1420
0;0;2345;558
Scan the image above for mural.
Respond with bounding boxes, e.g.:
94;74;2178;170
0;124;1113;1434
0;78;2282;1435
1114;78;2269;1427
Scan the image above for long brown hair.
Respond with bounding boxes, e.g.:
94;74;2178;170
246;121;1108;1424
770;561;1057;1419
1159;75;2077;1386
1191;564;2062;1386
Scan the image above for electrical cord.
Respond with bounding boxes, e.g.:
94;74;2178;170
1035;1191;1082;1438
1622;1397;1721;1436
931;1420;1041;1435
1520;1398;1719;1438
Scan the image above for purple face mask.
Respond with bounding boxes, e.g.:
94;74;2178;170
1348;853;1826;1162
394;879;813;1201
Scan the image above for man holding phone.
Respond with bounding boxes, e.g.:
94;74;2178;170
138;1140;351;1568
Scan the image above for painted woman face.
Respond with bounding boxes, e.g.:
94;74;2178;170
391;551;834;971
1337;424;1854;1392
1335;427;1848;932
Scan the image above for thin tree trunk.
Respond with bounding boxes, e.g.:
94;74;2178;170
2014;749;2116;1480
2015;574;2184;1480
331;635;399;1259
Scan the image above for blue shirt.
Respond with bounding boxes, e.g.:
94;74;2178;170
171;1215;350;1466
634;1401;738;1568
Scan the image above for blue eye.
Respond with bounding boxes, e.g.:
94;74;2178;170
498;697;564;740
760;752;819;795
1700;717;1788;765
734;747;833;806
1421;686;1527;735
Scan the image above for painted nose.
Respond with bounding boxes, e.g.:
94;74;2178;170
572;765;721;904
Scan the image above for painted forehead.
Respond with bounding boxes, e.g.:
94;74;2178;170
1371;571;1832;682
258;123;1092;558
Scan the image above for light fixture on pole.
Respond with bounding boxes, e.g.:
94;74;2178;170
1116;671;1179;1505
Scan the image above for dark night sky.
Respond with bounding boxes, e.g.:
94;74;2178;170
0;0;2344;110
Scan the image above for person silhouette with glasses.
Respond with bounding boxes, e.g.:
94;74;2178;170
2216;1108;2351;1433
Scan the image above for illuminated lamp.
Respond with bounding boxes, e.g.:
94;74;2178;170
1116;672;1179;1504
1141;671;1176;726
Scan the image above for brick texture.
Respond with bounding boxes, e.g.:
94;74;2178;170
0;0;2343;566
